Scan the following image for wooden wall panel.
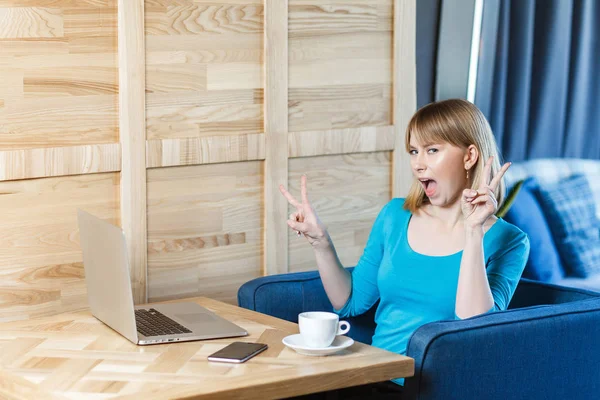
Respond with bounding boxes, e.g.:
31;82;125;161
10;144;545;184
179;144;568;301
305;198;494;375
264;0;289;277
146;134;265;168
288;152;391;273
393;0;416;197
0;0;122;322
147;162;263;305
0;7;64;39
288;0;393;133
0;173;120;323
289;125;394;158
119;0;148;304
0;0;416;320
0;143;120;181
144;0;264;141
0;1;118;149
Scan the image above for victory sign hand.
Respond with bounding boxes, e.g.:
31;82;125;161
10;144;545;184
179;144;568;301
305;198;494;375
461;156;511;230
279;175;328;248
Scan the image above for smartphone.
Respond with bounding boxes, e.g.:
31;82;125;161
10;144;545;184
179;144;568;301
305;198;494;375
207;342;268;363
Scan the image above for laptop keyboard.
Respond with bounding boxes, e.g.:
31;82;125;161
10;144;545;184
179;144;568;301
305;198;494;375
135;308;192;337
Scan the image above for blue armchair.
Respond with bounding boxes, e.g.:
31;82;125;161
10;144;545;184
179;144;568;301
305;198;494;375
238;268;600;399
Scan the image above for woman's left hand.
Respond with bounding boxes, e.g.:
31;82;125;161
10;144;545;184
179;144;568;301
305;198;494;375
461;156;511;230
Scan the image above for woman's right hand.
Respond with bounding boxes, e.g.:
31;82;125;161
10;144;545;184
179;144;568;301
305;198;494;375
279;175;329;249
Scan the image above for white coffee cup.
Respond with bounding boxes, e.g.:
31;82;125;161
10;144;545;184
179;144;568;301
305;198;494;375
298;311;351;348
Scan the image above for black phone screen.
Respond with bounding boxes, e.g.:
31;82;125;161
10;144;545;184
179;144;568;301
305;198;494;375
207;342;268;363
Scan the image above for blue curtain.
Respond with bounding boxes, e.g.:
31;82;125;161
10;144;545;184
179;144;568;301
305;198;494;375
417;0;442;108
475;0;600;161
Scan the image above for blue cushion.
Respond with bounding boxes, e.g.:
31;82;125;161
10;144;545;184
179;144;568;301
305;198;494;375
504;178;565;282
536;174;600;278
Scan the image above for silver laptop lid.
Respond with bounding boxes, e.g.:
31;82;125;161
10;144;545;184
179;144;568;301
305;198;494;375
77;209;138;344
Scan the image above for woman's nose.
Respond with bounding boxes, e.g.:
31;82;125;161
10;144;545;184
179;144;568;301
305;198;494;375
412;154;426;172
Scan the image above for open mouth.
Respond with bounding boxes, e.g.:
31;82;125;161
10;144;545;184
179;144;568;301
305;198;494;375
419;179;437;196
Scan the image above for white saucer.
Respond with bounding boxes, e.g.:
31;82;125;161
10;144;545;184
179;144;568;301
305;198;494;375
282;334;354;356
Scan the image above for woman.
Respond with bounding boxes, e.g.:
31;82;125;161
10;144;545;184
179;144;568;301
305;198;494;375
280;99;530;399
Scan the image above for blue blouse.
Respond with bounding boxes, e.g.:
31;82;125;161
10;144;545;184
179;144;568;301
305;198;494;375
334;198;530;384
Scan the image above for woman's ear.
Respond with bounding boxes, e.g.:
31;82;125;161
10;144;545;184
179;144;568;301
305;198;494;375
463;145;479;170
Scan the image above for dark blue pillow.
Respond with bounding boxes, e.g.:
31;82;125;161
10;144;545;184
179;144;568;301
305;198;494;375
504;178;564;282
536;174;600;278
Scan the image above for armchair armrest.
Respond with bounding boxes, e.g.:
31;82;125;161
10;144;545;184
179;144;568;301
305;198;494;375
508;278;600;308
404;296;600;400
239;274;600;399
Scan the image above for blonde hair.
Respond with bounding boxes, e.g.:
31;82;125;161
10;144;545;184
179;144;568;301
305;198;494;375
403;99;506;214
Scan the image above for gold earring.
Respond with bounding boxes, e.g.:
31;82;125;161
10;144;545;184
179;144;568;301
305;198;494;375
466;169;469;180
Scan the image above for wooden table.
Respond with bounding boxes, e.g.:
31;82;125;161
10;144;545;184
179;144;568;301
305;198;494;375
0;297;414;399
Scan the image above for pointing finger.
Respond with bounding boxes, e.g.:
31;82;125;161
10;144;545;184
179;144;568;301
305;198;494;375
301;175;310;205
489;162;511;191
479;156;493;189
279;184;302;209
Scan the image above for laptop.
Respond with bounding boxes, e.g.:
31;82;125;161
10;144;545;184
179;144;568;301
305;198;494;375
77;209;248;345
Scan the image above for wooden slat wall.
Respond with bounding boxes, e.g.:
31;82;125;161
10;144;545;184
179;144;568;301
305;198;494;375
0;1;121;321
0;3;118;150
264;0;289;277
147;162;263;303
285;0;395;274
0;0;120;181
0;144;120;181
0;0;415;318
288;0;393;134
0;172;120;322
144;0;266;304
393;0;416;198
118;0;148;304
144;0;265;167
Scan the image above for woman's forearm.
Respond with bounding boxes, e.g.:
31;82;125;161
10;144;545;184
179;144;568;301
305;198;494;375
455;226;494;319
313;233;352;310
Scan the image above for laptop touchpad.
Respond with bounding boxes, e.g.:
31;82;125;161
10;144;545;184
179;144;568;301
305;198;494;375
176;313;217;325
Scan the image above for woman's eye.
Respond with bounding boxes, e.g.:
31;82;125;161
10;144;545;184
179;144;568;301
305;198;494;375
409;150;417;155
427;148;438;154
